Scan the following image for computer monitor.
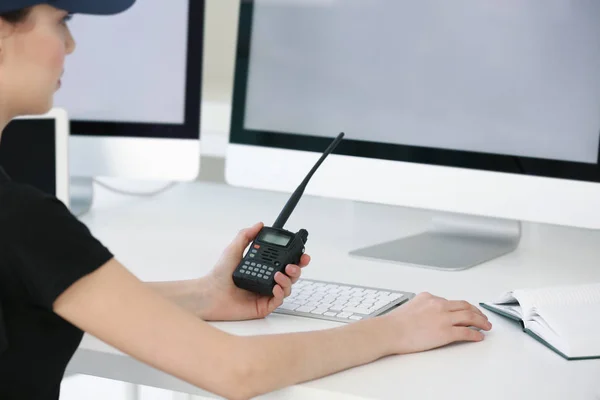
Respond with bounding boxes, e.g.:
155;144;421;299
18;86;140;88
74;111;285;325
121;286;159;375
0;109;70;207
226;0;600;270
53;0;204;214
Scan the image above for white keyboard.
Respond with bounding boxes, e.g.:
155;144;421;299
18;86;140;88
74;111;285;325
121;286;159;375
274;279;415;323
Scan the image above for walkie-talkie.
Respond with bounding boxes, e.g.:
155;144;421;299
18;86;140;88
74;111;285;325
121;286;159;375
232;132;345;296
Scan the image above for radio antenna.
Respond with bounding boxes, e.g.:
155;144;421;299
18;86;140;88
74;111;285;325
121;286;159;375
272;132;345;229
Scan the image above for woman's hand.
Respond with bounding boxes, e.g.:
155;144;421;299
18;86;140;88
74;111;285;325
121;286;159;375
379;292;492;355
202;222;311;321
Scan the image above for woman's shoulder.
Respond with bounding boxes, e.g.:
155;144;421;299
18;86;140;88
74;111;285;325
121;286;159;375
0;180;55;204
0;181;69;224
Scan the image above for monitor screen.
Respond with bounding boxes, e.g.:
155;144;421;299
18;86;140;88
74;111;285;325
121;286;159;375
53;0;203;139
0;119;56;196
230;0;600;183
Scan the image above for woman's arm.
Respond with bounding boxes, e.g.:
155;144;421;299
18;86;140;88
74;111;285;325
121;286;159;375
53;258;387;399
145;278;213;319
54;258;491;400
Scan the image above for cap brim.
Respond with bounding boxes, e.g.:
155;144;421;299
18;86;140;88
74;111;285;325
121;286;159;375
51;0;136;15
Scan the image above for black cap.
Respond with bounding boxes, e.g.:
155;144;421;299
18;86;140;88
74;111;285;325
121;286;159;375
0;0;135;15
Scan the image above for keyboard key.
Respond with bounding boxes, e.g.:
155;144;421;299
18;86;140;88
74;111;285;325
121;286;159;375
280;302;300;311
323;311;338;317
350;316;363;321
296;306;316;313
343;307;372;315
337;312;353;319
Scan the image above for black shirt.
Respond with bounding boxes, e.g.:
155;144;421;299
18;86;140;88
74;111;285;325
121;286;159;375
0;166;114;399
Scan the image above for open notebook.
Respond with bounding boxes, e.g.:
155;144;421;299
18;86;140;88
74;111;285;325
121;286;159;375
480;282;600;360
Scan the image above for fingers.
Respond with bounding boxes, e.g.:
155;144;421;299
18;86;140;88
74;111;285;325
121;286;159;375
282;254;310;284
274;272;293;297
241;221;264;241
286;254;311;284
229;222;264;254
452;326;485;342
298;254;311;267
285;264;302;284
268;284;285;313
451;310;492;331
446;300;487;318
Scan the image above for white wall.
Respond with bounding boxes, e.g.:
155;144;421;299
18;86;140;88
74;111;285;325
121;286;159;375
198;0;240;159
202;0;240;104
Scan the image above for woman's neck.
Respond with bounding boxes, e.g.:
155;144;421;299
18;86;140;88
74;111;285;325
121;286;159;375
0;104;16;142
0;117;7;142
0;116;6;142
0;102;10;141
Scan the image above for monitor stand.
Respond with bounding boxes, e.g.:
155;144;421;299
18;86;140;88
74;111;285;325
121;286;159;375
349;213;521;271
69;176;94;217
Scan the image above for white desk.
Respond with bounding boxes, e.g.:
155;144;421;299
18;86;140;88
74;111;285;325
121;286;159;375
67;180;600;399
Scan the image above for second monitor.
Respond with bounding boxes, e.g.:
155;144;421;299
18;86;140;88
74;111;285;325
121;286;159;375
53;0;204;214
226;0;600;270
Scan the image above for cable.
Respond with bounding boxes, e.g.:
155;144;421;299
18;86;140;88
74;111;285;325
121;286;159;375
93;179;178;197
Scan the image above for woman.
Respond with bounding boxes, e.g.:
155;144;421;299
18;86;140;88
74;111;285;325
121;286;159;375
0;1;492;399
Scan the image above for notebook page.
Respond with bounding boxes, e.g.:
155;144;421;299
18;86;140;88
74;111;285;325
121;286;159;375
535;303;600;358
483;303;523;319
513;282;600;318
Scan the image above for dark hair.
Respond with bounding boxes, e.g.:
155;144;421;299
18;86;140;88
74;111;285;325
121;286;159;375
0;8;31;24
